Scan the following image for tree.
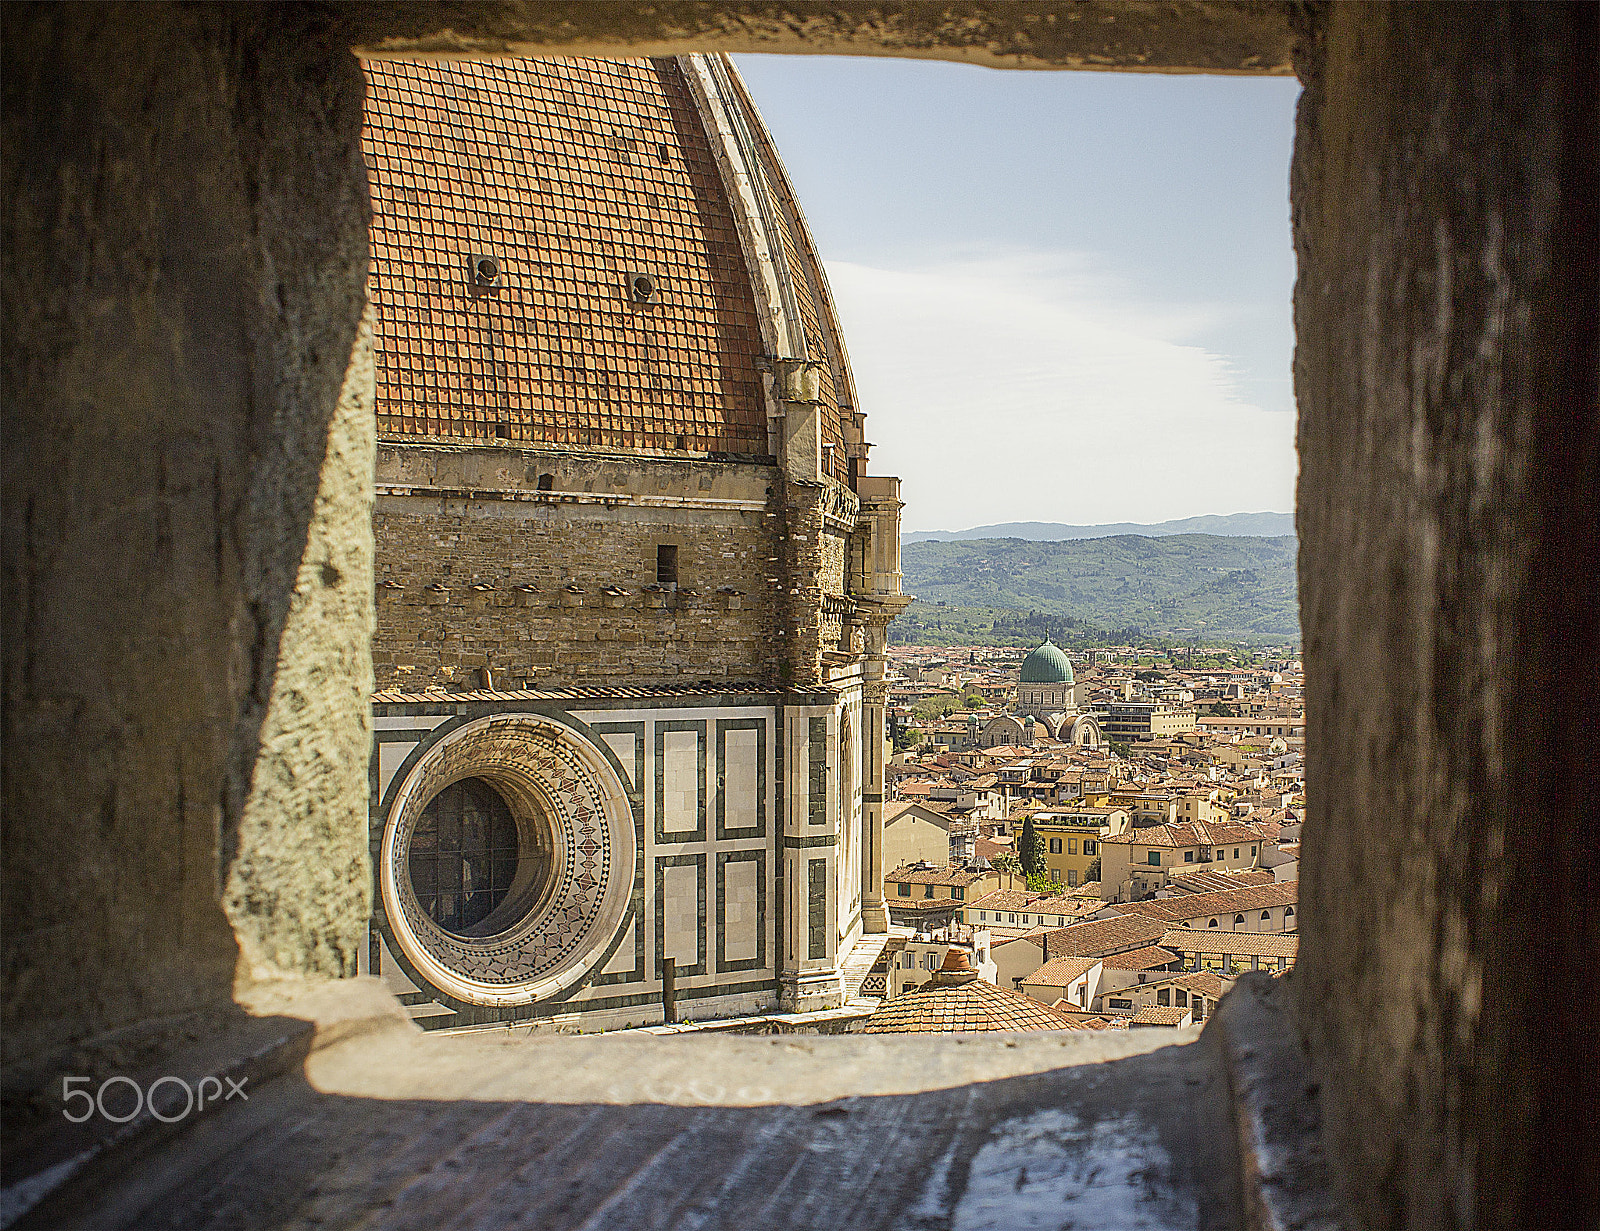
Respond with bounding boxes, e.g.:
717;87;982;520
1025;870;1066;896
991;850;1021;877
1085;857;1102;884
963;694;984;708
1109;740;1132;759
1018;814;1043;880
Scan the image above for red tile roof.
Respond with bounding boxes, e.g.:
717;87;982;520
863;971;1075;1034
1100;945;1182;972
1109;881;1297;924
1158;930;1299;959
1022;956;1101;987
1042;915;1171;960
1099;819;1282;848
1131;1004;1192;1026
884;863;990;887
1166;868;1277;893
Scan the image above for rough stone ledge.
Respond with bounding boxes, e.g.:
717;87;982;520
14;984;1244;1229
309;1014;1199;1108
0;979;411;1229
1209;972;1345;1231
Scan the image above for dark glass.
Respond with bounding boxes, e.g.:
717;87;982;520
408;778;519;933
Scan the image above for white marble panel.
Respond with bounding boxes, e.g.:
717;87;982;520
602;925;638;975
373;714;454;731
661;862;700;967
723;859;759;963
723;727;759;830
602;731;638;788
661;729;699;831
378;741;416;799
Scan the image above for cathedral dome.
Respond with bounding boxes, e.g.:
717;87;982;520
361;54;856;479
1019;641;1075;685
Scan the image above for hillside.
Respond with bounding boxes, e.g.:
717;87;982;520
895;534;1300;645
902;512;1293;544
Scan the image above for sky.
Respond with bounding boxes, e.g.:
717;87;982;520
731;55;1301;533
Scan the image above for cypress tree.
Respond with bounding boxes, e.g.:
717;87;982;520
1019;813;1042;880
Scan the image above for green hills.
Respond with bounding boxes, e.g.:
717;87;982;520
894;534;1300;647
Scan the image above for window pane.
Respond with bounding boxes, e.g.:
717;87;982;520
409;777;522;934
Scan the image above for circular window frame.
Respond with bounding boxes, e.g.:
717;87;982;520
380;714;636;1007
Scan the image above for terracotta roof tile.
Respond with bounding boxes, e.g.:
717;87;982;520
884;863;989;887
1166;868;1277;893
360;56;847;473
1022;956;1101;986
1100;945;1183;971
863;971;1075;1034
1043;915;1171;960
1131;1004;1191;1026
1111;881;1297;923
1158;930;1299;959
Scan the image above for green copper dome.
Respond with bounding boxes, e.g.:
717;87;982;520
1019;641;1075;685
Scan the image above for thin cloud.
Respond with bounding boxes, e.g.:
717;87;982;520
826;250;1297;532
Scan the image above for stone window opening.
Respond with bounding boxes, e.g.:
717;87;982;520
656;543;678;587
10;8;1593;1230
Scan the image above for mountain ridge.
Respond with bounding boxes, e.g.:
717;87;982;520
902;512;1294;544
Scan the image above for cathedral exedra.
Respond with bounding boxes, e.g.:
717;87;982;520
360;55;910;1032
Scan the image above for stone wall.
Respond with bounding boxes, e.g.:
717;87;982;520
1291;4;1599;1229
373;447;781;690
2;4;374;1071
776;479;861;688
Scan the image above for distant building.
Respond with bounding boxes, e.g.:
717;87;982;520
883;860;1023;930
1011;641;1103;747
882;802;955;871
1016;641;1078;713
875;933;997;1000
977;713;1032;748
1098;702;1198;742
1029;808;1129;887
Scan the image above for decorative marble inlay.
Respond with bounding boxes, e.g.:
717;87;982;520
382;715;635;1003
